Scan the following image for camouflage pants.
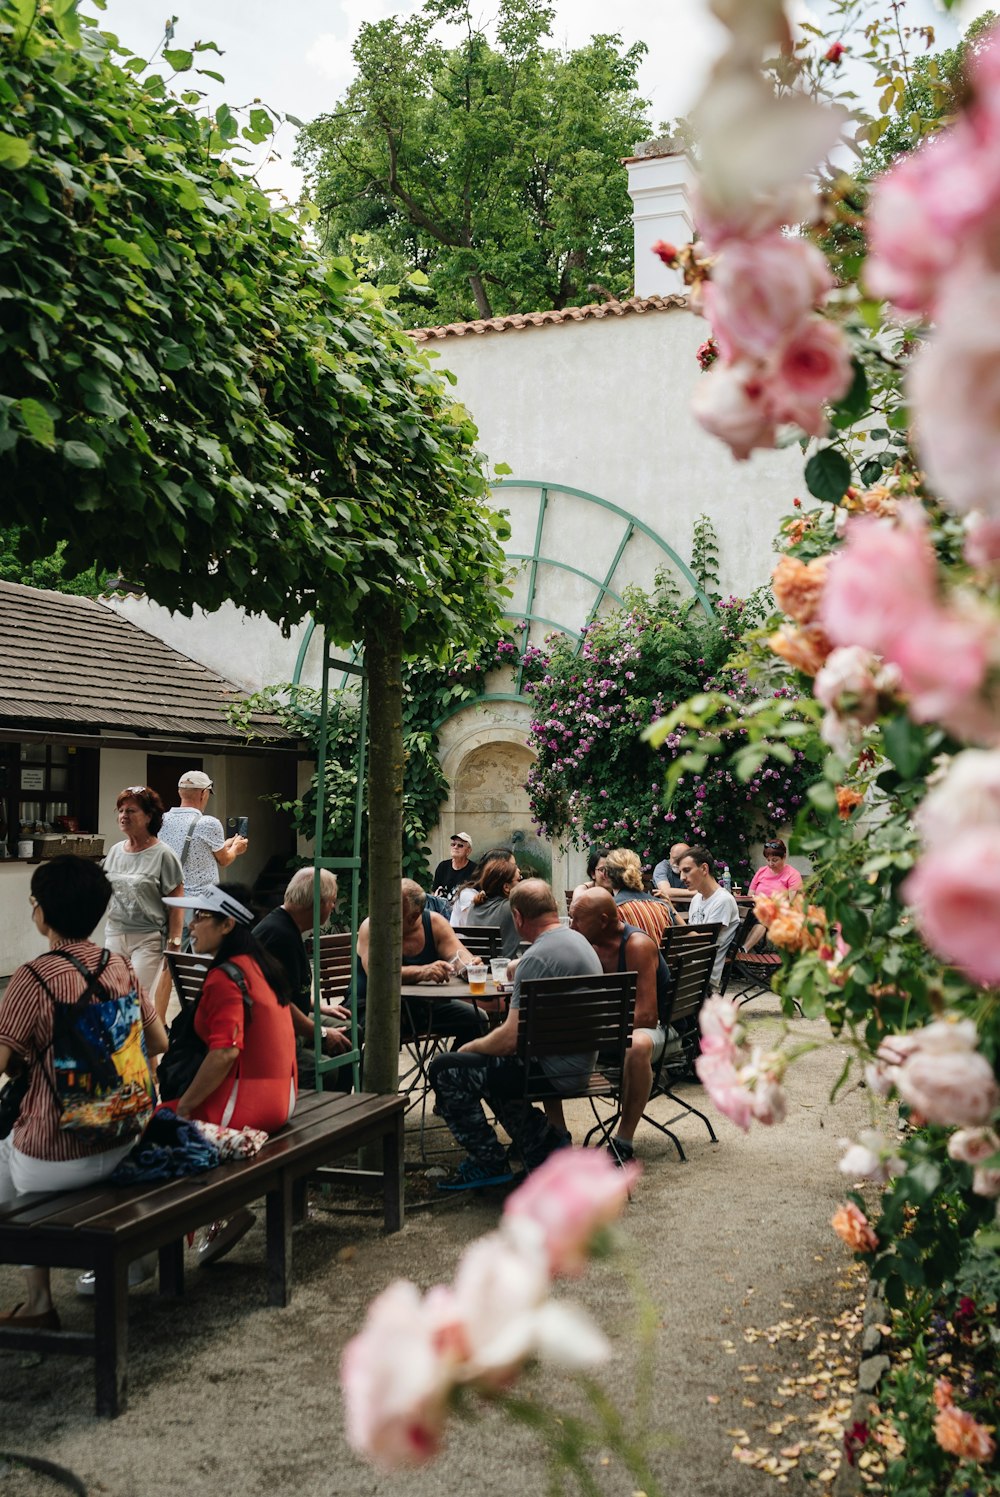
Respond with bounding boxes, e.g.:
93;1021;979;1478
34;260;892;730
428;1052;560;1170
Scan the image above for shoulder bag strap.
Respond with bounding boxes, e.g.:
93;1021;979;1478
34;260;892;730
48;948;112;1008
219;960;254;1022
178;812;203;871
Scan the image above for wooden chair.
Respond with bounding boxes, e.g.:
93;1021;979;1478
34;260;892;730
717;906;761;997
452;925;504;961
309;931;353;1009
515;971;636;1147
164;951;210;1011
644;924;721;1160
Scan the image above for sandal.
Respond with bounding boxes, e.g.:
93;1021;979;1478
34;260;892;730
0;1302;61;1330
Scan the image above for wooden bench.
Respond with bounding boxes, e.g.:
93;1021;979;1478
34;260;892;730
0;1090;404;1417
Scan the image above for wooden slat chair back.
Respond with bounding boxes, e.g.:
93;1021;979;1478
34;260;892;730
636;924;722;1160
718;907;761;997
515;972;636;1139
309;931;354;1008
165;951;210;1010
451;925;504;961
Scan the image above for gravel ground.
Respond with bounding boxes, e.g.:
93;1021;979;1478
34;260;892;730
0;996;872;1497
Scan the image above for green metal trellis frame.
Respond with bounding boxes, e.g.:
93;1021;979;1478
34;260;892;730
308;635;366;1091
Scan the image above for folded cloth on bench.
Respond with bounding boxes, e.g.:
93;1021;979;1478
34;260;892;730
110;1107;220;1184
192;1121;268;1160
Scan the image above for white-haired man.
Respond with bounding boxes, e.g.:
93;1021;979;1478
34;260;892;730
255;868;352;1078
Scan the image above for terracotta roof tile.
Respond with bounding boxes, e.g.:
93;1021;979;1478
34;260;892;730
0;581;293;744
411;293;687;342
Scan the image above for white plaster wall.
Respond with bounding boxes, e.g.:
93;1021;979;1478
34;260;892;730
101;596;327;693
425;306;801;609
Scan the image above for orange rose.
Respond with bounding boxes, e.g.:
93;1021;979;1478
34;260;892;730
934;1405;996;1463
753;893;778;927
933;1378;955;1412
771;554;829;624
831;1202;878;1253
768;623;833;677
768;906;808;949
836;785;864;819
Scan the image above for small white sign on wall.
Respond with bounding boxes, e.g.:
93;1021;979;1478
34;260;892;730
20;768;45;790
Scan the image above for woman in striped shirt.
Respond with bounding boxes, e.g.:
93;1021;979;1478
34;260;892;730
0;857;167;1328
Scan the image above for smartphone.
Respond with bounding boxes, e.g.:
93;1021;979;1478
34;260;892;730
226;815;249;838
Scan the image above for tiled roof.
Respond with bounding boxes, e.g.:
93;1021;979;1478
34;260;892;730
0;580;294;744
411;293;687;342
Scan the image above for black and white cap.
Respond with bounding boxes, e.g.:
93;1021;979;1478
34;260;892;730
163;885;253;925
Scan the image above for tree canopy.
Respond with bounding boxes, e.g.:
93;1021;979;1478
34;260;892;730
295;0;651;325
0;0;508;649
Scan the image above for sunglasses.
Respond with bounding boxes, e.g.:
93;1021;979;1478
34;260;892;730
122;786;147;796
763;842;784;852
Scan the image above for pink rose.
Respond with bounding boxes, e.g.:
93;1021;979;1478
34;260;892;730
948;1126;1000;1164
691;358;777;460
964;512;1000;568
769;316;853;436
503;1147;639;1277
340;1280;451;1469
702;234;832;360
699;994;743;1061
889;607;989;723
749;1073;787;1126
839;1130;905;1185
917;749;1000;846
910;272;1000;517
814;645;881;720
903;831;1000;987
894;1048;1000;1133
821;508;937;654
695;1051;754;1131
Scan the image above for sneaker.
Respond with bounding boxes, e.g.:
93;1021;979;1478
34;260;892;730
197;1207;256;1266
437;1157;515;1192
76;1253;157;1297
606;1137;636;1168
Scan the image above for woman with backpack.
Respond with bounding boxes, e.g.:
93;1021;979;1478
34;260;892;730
0;857;167;1328
161;884;297;1264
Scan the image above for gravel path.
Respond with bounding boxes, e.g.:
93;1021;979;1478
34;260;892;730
0;997;871;1496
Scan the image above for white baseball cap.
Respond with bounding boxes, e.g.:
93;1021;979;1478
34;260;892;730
178;770;213;790
450;831;473;846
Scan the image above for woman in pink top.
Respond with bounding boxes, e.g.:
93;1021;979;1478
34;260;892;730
746;840;803;950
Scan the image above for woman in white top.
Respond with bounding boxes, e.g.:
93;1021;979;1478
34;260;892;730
102;786;184;1001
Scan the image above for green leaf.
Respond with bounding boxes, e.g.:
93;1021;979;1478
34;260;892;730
18;398;55;447
882;713;926;780
163;49;194;72
0;133;32;169
804;446;852;503
62;440;101;468
830;360;869;426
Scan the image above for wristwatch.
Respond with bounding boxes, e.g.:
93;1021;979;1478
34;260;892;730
167;937;182;948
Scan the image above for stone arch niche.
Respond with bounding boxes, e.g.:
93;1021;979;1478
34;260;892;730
434;706;571;903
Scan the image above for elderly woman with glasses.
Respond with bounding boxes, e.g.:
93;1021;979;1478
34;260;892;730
102;786;184;1005
745;838;804;951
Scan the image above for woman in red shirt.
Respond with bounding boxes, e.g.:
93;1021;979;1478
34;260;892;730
163;884;296;1262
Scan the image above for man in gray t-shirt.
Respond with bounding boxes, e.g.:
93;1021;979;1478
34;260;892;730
679;845;741;988
429;879;602;1191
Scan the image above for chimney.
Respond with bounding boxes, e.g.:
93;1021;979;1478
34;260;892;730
625;136;695;297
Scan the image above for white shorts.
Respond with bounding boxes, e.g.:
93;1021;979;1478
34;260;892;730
633;1023;666;1062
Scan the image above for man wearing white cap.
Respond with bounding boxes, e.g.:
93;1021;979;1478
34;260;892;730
432;831;474;901
158;771;248;947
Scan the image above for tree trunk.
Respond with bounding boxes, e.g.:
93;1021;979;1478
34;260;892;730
361;601;404;1099
469;272;494;319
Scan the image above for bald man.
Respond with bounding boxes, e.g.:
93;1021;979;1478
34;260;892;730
569;886;669;1166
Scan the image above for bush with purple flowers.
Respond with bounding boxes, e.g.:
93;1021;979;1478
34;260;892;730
523;581;814;885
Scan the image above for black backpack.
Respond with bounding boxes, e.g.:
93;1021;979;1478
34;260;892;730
158;960;253;1103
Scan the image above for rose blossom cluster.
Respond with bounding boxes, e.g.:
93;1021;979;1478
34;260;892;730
821;505;997;743
694;995;788;1131
947;1126;1000;1199
752;889;827;951
904;749;1000;984
340;1149;638;1470
837;1129;905;1186
932;1377;997;1463
865;1019;999;1130
677;3;851;459
865;21;1000;519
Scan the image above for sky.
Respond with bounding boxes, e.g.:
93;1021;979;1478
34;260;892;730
91;0;971;203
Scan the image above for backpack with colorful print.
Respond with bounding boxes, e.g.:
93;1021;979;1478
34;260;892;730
29;949;155;1144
